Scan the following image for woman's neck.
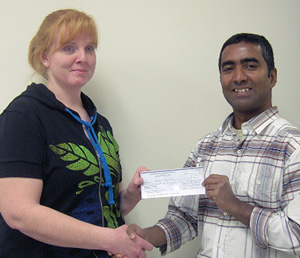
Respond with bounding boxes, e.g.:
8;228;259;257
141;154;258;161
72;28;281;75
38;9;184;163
47;83;90;122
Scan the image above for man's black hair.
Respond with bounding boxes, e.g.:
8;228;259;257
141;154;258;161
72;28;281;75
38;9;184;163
218;33;275;76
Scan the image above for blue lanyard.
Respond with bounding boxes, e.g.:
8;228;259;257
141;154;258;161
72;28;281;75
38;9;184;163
65;108;115;205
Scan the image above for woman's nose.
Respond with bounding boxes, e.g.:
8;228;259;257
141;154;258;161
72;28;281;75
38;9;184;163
75;49;87;63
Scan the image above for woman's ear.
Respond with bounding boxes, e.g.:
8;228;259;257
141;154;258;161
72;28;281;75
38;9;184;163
39;51;49;67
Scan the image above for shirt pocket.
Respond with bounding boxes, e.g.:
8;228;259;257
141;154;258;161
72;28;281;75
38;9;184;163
236;162;282;209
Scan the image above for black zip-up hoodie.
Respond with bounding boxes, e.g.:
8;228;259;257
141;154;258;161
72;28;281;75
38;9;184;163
0;83;124;257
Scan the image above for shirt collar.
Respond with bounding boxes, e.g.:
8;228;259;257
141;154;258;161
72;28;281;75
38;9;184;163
222;106;279;135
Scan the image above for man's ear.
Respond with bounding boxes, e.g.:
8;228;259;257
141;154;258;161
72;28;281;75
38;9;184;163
270;68;277;89
39;51;49;67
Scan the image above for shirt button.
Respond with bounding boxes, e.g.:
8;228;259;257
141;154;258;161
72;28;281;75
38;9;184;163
237;150;242;155
223;212;227;216
257;180;261;185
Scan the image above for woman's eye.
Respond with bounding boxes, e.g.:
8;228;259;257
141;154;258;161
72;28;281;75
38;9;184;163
86;45;95;53
62;45;75;53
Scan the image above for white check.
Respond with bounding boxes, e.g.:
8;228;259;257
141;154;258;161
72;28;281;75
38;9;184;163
140;167;205;199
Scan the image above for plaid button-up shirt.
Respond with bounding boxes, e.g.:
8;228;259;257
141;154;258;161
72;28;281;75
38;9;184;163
157;106;300;258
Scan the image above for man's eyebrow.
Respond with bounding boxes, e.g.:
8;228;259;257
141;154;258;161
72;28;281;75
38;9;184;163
221;60;235;68
221;58;259;68
240;57;259;64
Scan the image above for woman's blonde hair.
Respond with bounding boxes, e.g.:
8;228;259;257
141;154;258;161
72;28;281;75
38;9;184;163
28;9;98;79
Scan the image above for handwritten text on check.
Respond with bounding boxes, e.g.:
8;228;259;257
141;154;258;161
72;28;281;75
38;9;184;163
140;167;205;199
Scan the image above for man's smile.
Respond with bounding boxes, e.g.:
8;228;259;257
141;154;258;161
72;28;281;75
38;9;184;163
233;88;251;93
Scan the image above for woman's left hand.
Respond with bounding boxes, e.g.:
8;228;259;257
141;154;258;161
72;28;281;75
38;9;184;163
127;166;149;198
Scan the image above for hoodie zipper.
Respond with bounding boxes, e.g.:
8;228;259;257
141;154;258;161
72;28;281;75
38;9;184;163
65;108;112;257
96;152;105;226
81;124;105;226
83;126;105;258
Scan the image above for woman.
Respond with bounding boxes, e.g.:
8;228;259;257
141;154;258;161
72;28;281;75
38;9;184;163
0;9;152;258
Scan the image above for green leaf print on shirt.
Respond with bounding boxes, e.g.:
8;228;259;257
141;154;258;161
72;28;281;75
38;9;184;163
50;143;99;175
103;205;119;228
49;127;121;197
49;142;100;194
49;128;124;228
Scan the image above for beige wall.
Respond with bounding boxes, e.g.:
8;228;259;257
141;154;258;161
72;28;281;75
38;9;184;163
1;1;300;257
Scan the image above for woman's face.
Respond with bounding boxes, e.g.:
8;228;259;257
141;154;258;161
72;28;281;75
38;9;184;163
41;31;97;92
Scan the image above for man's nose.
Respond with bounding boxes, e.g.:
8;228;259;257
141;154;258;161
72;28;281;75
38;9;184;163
233;67;247;83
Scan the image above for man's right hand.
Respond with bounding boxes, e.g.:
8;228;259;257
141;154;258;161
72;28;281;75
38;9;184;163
109;224;149;258
108;225;152;258
127;224;167;248
127;223;145;240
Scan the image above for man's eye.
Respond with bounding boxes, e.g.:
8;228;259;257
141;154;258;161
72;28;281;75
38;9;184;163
245;63;257;69
223;66;233;73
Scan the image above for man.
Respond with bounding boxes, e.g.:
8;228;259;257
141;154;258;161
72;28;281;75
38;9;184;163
128;33;300;257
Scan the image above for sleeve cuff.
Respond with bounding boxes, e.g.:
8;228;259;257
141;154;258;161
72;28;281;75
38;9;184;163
156;218;182;256
250;207;272;249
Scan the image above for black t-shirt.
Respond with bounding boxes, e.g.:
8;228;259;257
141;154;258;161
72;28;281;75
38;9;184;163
0;83;125;257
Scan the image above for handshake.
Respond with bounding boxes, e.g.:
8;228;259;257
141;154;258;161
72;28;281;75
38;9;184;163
108;223;165;258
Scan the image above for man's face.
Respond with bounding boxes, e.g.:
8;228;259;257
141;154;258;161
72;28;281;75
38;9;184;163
220;42;277;119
